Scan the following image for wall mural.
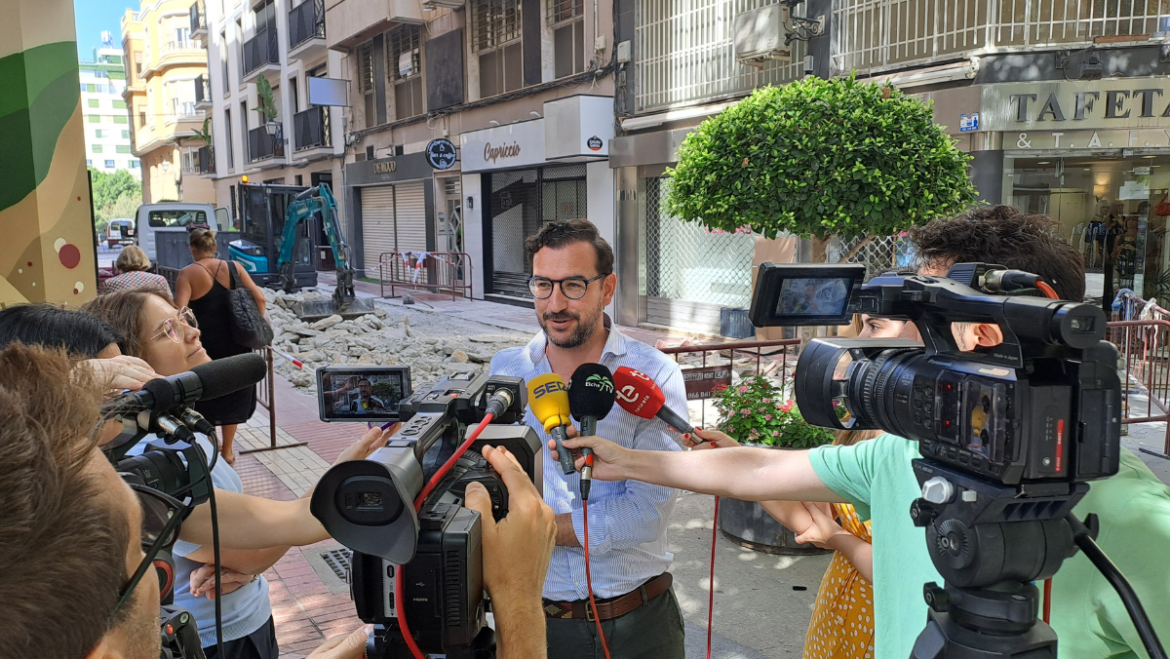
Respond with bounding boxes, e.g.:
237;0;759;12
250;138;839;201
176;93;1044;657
1;6;96;307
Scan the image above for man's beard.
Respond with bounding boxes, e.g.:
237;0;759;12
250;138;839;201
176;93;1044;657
541;307;603;349
121;588;162;659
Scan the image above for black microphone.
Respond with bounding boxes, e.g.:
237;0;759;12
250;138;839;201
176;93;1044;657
106;353;267;415
568;364;617;500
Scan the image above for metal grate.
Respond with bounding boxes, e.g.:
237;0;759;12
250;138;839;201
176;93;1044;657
357;42;375;93
489;169;542;297
471;0;523;53
831;0;1170;77
835;233;904;280
320;549;352;582
387;24;422;80
645;177;756;308
635;0;808;112
547;0;584;25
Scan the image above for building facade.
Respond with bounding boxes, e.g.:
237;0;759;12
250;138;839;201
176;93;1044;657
194;0;344;231
80;33;140;178
122;0;216;204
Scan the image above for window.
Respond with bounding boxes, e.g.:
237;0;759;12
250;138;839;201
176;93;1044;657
92;144;103;153
134;51;143;79
122;130;130;139
113;115;128;124
225;109;234;168
88;114;101;123
94;129;104;139
548;0;585;78
388;24;424;119
358;41;376;126
113;100;127;110
181;150;198;173
86;159;93;166
471;0;523;97
109;54;122;64
130;159;140;168
105;160;115;168
86;83;97;93
88;98;100;108
138;109;147;127
148;209;207;227
117;145;131;154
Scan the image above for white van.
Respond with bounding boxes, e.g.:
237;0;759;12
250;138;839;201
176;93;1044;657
136;203;230;264
106;219;135;247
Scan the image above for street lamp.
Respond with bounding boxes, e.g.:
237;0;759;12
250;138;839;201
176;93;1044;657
265;119;278;136
161;160;171;172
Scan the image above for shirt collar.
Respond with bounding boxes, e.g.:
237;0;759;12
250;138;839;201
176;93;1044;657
525;313;626;367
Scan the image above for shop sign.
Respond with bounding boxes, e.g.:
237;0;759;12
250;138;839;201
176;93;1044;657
959;113;979;132
373;160;397;174
425;138;458;170
682;365;732;401
982;81;1170;132
1004;128;1170;150
460;119;547;172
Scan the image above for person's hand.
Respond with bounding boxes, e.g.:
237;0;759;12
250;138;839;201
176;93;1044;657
332;425;397;466
555;432;631;481
79;355;158;392
794;501;849;550
306;625;374;659
464;445;556;604
189;564;254;599
681;426;740;450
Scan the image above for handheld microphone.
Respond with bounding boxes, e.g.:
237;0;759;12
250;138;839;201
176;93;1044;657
568;364;616;499
528;373;577;475
613;366;696;435
105;353;268;416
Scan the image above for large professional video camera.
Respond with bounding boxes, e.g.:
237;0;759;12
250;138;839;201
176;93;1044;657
311;370;542;659
750;263;1163;659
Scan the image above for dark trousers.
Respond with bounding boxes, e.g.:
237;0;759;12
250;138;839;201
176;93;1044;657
546;588;686;659
203;616;278;659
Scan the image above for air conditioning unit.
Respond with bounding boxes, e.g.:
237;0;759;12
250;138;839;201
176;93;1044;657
733;6;792;67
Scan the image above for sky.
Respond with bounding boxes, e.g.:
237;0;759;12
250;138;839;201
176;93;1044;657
74;0;139;61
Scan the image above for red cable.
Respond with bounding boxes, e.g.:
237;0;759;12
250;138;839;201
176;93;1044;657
707;496;720;659
1043;578;1052;623
1037;281;1060;300
398;412;497;659
582;498;613;659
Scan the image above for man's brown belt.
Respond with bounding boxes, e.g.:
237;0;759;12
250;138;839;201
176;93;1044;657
542;573;672;622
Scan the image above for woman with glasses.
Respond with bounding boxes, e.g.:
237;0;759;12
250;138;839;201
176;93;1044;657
175;228;269;466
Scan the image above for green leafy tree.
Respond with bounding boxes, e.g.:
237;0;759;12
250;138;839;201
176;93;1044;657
664;76;977;262
254;76;278;123
90;168;140;211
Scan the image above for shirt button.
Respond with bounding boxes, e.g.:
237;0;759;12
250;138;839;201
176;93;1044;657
574;581;580;587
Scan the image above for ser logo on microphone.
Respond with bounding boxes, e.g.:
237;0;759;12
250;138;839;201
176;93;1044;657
533;380;567;398
584;374;614;393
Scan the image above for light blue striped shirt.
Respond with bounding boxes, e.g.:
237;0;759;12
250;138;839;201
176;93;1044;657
489;322;684;601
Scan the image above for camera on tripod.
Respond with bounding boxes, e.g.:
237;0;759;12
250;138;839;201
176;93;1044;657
751;262;1127;658
310;370;542;658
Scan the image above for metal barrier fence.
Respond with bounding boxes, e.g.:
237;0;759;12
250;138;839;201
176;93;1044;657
1109;291;1170;458
378;251;474;301
658;338;801;428
242;346;308;455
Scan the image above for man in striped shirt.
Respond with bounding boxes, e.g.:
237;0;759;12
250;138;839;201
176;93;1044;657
489;220;687;659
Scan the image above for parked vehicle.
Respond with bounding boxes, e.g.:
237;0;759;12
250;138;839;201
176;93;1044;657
136;202;230;289
106;219;135;247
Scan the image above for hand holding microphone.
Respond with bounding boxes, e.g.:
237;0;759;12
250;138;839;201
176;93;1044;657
568;364;617;500
527;374;577;475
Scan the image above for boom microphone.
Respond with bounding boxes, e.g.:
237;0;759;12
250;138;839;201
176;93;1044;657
613;366;695;435
568;364;616;499
528;373;577;475
105;353;268;415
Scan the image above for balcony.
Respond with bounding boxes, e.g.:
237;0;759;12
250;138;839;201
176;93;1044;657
293;105;332;157
289;0;327;60
190;1;207;45
197;146;216;175
248;125;285;163
243;25;281;83
830;0;1170;77
194;75;212;109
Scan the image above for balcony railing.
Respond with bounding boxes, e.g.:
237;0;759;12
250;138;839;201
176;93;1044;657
248;125;284;162
165;39;197;52
289;0;326;50
198;146;215;174
293;105;330;151
243;25;280;77
194;74;210;105
831;0;1170;76
190;1;206;35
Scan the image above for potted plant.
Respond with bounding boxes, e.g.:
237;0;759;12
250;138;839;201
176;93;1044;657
712;375;836;554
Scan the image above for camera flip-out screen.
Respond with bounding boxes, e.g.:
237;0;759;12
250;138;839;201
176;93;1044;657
318;366;411;423
750;263;866;326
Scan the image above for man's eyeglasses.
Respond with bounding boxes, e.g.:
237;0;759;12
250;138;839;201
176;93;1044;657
111;483;185;619
527;274;607;300
150;307;198;343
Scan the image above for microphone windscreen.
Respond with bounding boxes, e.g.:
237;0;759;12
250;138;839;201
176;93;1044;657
568;364;617;421
190;353;268;401
527;373;571;430
612;366;665;420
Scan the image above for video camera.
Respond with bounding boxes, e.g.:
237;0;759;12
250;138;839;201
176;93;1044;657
311;370;542;659
750;262;1138;659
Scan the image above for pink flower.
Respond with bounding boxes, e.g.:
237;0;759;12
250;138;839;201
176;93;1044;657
762;398;772;404
738;385;749;394
728;425;735;432
741;408;750;415
772;430;780;437
749;428;760;439
780;405;793;414
758;407;766;413
765;414;773;421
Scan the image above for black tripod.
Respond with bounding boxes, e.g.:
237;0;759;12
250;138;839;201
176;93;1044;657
365;624;496;659
908;461;1166;659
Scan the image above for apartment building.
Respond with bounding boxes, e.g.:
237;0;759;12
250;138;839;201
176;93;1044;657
122;0;216;204
80;33;140;178
608;0;1170;332
324;0;616;307
195;0;344;241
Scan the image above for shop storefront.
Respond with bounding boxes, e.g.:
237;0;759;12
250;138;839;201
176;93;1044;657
345;152;435;279
461;95;614;306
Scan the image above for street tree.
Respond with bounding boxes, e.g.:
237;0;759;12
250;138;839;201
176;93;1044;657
664;76;977;263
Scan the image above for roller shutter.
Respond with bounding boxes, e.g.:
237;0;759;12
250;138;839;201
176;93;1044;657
393;181;428;253
360;185;396;277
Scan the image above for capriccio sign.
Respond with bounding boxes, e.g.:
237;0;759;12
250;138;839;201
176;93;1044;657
484;141;521;163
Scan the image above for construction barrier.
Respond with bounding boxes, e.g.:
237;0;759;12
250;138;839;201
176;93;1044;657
1109;291;1170;459
378;251;474;302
